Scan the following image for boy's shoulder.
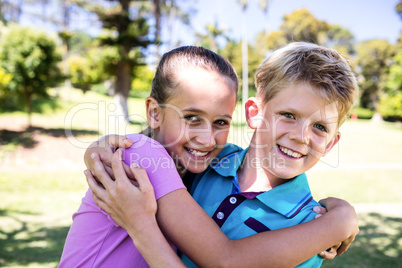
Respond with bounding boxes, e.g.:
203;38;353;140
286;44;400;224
216;143;244;159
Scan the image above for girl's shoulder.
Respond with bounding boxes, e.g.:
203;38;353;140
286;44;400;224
124;133;165;151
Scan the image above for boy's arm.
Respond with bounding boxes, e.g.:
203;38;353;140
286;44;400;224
88;151;359;268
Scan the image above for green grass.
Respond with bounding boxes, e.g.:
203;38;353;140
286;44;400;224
1;88;402;267
0;172;87;268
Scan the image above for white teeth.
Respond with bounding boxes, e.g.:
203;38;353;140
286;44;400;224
187;148;209;157
279;146;302;158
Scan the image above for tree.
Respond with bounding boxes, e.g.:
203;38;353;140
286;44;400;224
220;39;264;96
256;8;349;52
195;21;228;52
355;39;395;111
325;24;355;54
0;24;64;127
76;0;152;122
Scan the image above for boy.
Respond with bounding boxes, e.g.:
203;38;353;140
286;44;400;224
181;42;359;267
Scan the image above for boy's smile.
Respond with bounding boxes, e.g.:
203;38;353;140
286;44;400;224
245;82;340;189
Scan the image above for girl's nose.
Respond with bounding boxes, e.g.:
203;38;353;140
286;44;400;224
194;127;216;148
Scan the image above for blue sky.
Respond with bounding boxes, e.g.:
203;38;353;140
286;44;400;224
175;0;401;46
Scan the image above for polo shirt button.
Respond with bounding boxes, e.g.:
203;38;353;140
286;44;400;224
229;196;237;204
217;212;224;220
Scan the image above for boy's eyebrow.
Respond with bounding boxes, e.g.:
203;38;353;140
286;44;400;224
182;108;232;119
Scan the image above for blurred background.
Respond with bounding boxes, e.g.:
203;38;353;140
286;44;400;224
0;0;401;267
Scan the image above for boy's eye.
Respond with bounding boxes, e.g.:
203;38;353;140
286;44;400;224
184;115;200;123
314;123;327;132
281;112;295;119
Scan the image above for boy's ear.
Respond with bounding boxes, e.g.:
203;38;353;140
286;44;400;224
245;97;261;129
323;131;341;156
146;97;162;129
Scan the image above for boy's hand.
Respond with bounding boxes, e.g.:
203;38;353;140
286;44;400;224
84;135;133;180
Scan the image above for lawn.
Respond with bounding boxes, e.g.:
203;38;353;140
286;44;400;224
0;88;401;267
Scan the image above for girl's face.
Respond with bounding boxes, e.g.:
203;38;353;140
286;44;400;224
152;67;237;175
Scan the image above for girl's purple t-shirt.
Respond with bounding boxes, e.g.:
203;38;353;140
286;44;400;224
59;134;185;268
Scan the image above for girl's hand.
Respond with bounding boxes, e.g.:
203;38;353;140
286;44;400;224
85;149;157;233
318;197;359;259
313;205;340;260
84;135;133;180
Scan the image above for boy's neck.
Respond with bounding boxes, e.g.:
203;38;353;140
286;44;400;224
237;132;288;192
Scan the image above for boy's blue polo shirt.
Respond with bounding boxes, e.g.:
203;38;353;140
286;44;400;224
182;143;323;267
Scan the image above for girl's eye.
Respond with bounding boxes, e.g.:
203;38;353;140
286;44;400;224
281;112;295;119
184;115;200;123
214;119;230;126
314;123;327;132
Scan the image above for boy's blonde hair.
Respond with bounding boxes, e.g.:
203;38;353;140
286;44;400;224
255;42;359;126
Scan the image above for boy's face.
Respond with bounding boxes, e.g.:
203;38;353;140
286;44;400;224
251;82;340;181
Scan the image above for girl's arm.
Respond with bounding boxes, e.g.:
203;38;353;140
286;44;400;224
88;150;359;268
84;135;134;180
86;163;186;268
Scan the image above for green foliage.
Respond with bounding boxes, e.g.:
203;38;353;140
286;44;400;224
396;0;402;20
220;39;264;96
355;40;396;110
325;24;355;54
350;107;375;119
378;92;402;120
131;65;154;92
0;66;12;88
68;47;113;93
68;30;94;53
281;8;330;44
0;24;64;123
255;9;355;56
386;50;402;94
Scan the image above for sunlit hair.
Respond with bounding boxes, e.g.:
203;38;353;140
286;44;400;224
255;42;359;127
151;46;238;104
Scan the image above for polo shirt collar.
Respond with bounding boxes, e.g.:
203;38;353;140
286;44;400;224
213;148;313;219
213;148;248;177
257;173;313;218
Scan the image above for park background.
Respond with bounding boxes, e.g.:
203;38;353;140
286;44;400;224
0;0;401;267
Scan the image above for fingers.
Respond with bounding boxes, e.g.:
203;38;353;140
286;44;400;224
129;163;153;193
318;198;328;208
123;162;135;180
313;206;327;215
107;135;133;149
111;149;132;187
321;242;342;260
91;152;115;190
85;170;109;205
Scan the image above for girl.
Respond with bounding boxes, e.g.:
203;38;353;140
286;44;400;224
60;46;358;267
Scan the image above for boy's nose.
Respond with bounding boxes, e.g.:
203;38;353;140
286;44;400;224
289;122;309;144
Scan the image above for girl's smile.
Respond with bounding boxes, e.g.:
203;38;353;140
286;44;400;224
151;66;237;175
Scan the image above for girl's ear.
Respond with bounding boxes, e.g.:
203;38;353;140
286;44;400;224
323;131;341;156
245;97;261;129
146;97;162;129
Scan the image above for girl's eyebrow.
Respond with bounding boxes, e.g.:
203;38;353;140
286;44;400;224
182;108;232;119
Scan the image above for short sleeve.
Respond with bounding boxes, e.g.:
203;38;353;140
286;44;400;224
121;134;185;200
